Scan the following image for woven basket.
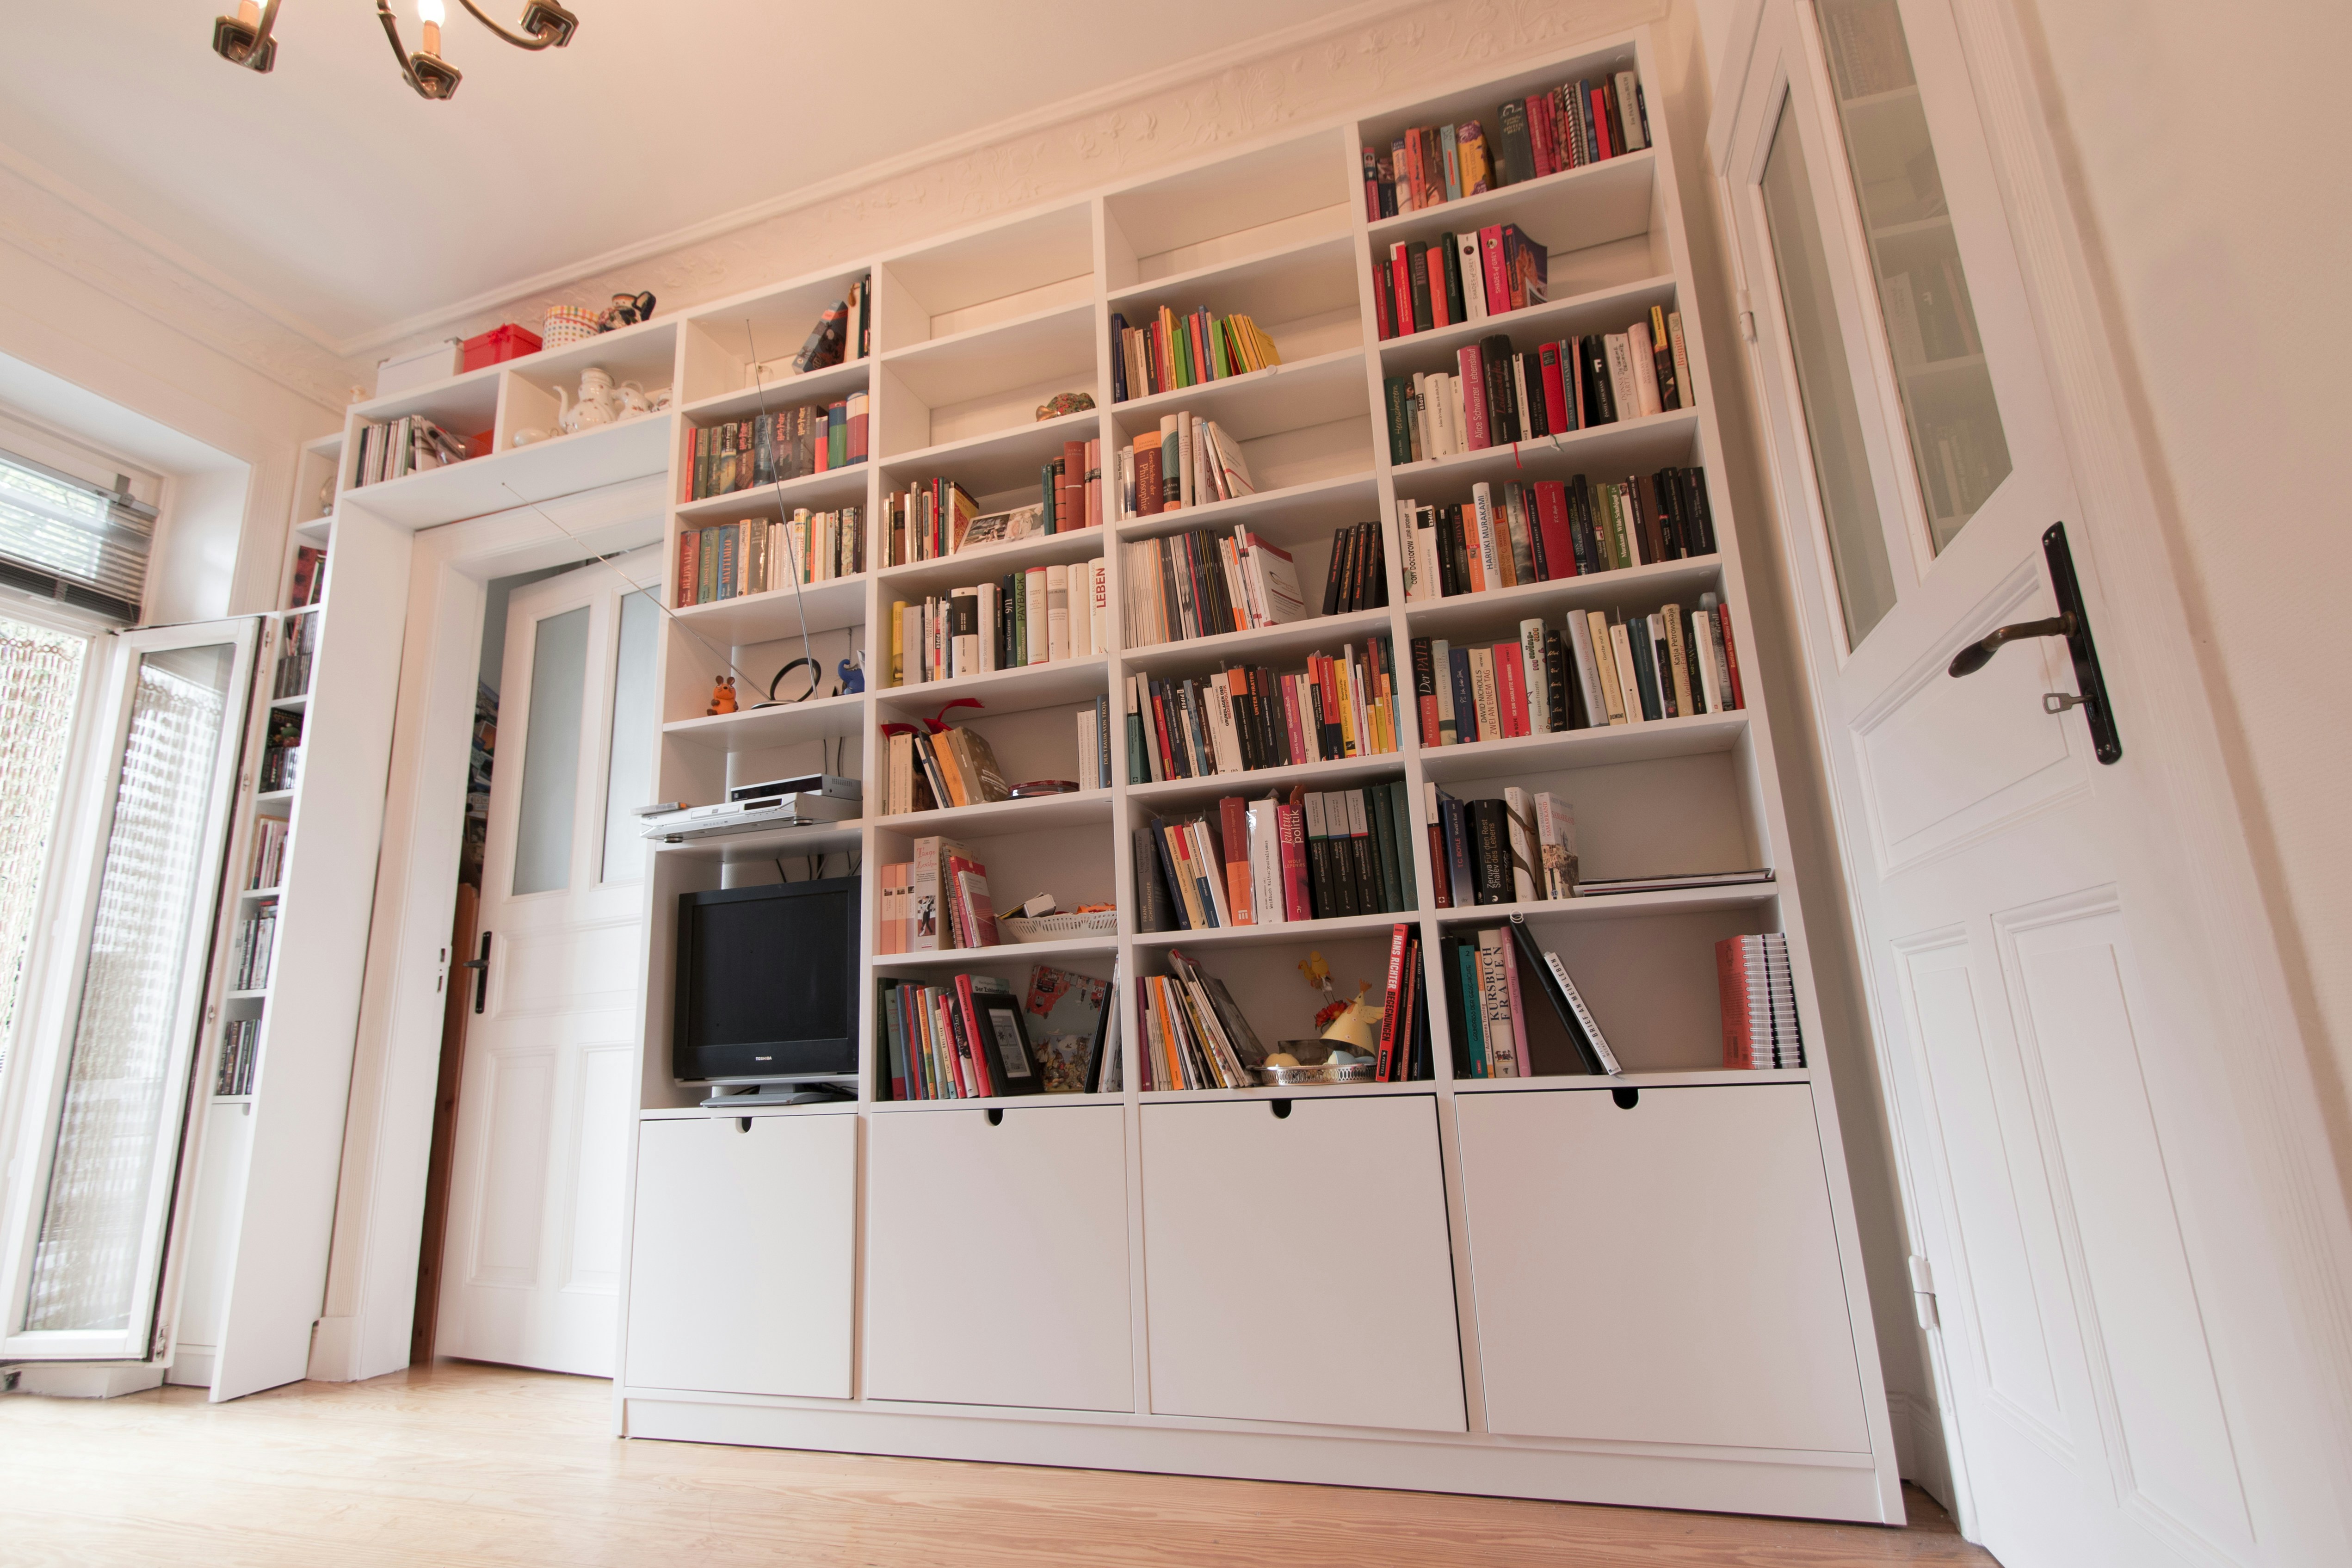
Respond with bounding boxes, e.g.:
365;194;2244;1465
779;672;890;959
542;306;602;349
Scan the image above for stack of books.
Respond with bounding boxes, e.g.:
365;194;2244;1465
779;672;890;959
1122;525;1307;647
288;546;327;607
1110;307;1282;402
882;836;997;952
1318;522;1389;615
1718;933;1805;1068
1136;949;1265;1091
879;459;1104;568
249;819;290;891
1112;413;1257;519
1384;312;1687;460
1040;439;1104;533
1400;467;1715;600
1375;228;1547;340
1371;921;1435;1082
878;972;1044;1099
776;280;870;374
1127;635;1399;783
272;611;315;699
880;727;1010;816
889;558;1107;685
1426;784;1576;907
232;904;278;992
685;398;869;501
675;507;863;606
1443;917;1621;1079
260;712;303;791
216;1019;259;1097
1361;64;1646;220
1133;782;1417;932
350;416;469;487
1409;596;1743;745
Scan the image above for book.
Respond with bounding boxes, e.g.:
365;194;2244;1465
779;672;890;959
1507;915;1618;1074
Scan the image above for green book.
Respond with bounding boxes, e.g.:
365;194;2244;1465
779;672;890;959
1386;779;1417;910
1458;941;1488;1077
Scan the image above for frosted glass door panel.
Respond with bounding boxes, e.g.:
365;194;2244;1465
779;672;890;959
25;642;235;1333
1817;0;2011;550
0;616;87;1067
1762;97;1899;649
598;591;656;886
511;606;589;897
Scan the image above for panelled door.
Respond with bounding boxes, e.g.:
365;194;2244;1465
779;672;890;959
1721;3;2338;1565
437;555;657;1376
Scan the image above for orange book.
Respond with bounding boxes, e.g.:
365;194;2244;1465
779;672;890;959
1218;796;1254;926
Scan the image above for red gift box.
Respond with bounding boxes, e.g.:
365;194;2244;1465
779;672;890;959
463;323;542;371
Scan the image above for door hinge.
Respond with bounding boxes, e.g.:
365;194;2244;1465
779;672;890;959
1737;288;1756;342
1909;1254;1940;1331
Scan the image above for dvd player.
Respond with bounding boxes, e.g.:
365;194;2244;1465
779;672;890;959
639;792;860;843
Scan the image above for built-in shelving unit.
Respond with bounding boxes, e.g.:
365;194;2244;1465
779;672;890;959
293;26;1901;1524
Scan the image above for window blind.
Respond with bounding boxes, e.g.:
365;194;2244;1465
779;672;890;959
0;447;155;623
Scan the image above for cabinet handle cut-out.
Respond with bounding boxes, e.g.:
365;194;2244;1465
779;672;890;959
736;1117;752;1133
1270;1099;1292;1119
1612;1086;1640;1110
986;1107;1004;1126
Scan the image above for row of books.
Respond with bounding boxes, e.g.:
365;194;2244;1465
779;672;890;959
1135;950;1268;1091
889;559;1107;686
1384;319;1685;472
1374;226;1546;340
1112;413;1257;520
215;1019;259;1097
877;836;996;952
878;963;1115;1100
1073;697;1115;793
1125;636;1400;784
1120;525;1305;648
1361;65;1647;221
675;508;863;607
1401;467;1716;600
1427;785;1578;907
683;399;868;501
780;278;870;374
1719;933;1805;1069
287;545;326;608
880;727;1009;815
260;713;303;792
877;461;1105;569
272;610;315;699
1318;521;1390;615
1109;308;1282;402
231;904;278;992
1134;781;1420;933
1444;917;1621;1079
1371;922;1438;1081
248;818;290;892
350;416;469;488
1410;597;1744;747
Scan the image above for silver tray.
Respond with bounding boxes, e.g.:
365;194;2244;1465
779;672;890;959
1250;1060;1378;1086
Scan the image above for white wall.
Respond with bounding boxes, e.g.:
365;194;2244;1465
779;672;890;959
2011;0;2352;1191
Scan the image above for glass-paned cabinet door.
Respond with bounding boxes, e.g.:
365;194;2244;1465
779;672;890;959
1815;0;2011;552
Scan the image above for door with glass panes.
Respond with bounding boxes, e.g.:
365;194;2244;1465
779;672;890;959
436;555;657;1376
0;619;255;1368
1721;2;2335;1564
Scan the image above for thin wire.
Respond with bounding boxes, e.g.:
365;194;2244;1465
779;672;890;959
742;317;820;680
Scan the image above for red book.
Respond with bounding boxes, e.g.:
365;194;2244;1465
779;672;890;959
950;980;994;1097
1589;86;1615;159
1392;937;1421;1080
1538;341;1571;431
1390;242;1415;338
1280;674;1309;764
1363;147;1380;222
1372;261;1395;340
1494;643;1529;737
1417;679;1441;747
1427;812;1452;907
1062;440;1087;533
1717;603;1746;708
1135;437;1165;518
1533;482;1577;580
1375;922;1411;1081
1149;687;1176;775
1527;94;1556;178
1457;345;1491;450
1478;226;1511;323
1277;802;1312;920
1188;311;1212;383
1218;796;1254;925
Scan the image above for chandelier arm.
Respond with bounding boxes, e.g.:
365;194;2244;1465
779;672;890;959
373;0;425;90
253;0;283;47
453;0;577;49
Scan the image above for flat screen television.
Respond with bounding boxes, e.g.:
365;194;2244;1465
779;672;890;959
673;877;858;1085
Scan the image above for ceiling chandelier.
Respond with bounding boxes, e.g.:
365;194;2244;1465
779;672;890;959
210;0;578;101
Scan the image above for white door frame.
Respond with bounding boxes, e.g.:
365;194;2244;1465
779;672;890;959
1709;0;2352;1524
304;477;664;1385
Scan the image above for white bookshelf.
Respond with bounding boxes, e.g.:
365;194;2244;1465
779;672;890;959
273;25;1902;1519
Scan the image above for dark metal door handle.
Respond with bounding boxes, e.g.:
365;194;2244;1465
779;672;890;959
1945;522;2121;764
465;932;491;1014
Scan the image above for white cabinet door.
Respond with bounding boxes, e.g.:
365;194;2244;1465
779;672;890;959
623;1111;855;1399
1141;1096;1464;1432
865;1103;1131;1412
1456;1084;1868;1451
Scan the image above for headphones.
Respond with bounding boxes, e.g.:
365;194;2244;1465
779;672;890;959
758;648;865;708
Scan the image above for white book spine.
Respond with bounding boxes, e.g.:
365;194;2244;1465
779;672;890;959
1628;321;1664;417
1472;482;1502;588
1457;232;1488;321
1046;564;1071;662
1608;621;1646;725
1519;618;1550;733
1025;569;1048;664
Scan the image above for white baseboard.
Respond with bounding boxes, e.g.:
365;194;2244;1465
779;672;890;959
166;1345;216;1388
1886;1390;1955;1512
12;1363;165;1398
306;1314;357;1382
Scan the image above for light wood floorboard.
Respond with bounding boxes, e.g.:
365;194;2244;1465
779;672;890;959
0;1362;1994;1566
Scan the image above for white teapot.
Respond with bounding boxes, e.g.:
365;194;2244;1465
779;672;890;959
554;366;618;434
612;381;657;420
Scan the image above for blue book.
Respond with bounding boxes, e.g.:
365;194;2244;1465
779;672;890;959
1458;941;1489;1076
1109;313;1129;402
1448;647;1478;742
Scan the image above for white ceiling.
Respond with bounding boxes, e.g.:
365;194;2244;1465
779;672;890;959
2;0;1367;354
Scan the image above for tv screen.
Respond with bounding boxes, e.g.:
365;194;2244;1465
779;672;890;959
673;877;858;1084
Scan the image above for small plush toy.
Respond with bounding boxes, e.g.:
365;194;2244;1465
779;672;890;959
707;676;737;715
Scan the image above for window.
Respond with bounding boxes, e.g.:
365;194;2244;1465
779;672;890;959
0;446;157;624
0;612;87;1080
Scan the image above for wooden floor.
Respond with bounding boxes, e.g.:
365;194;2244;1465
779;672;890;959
0;1362;1994;1566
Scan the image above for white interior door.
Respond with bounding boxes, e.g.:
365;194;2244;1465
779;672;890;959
0;618;256;1365
1722;3;2337;1564
436;555;657;1376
